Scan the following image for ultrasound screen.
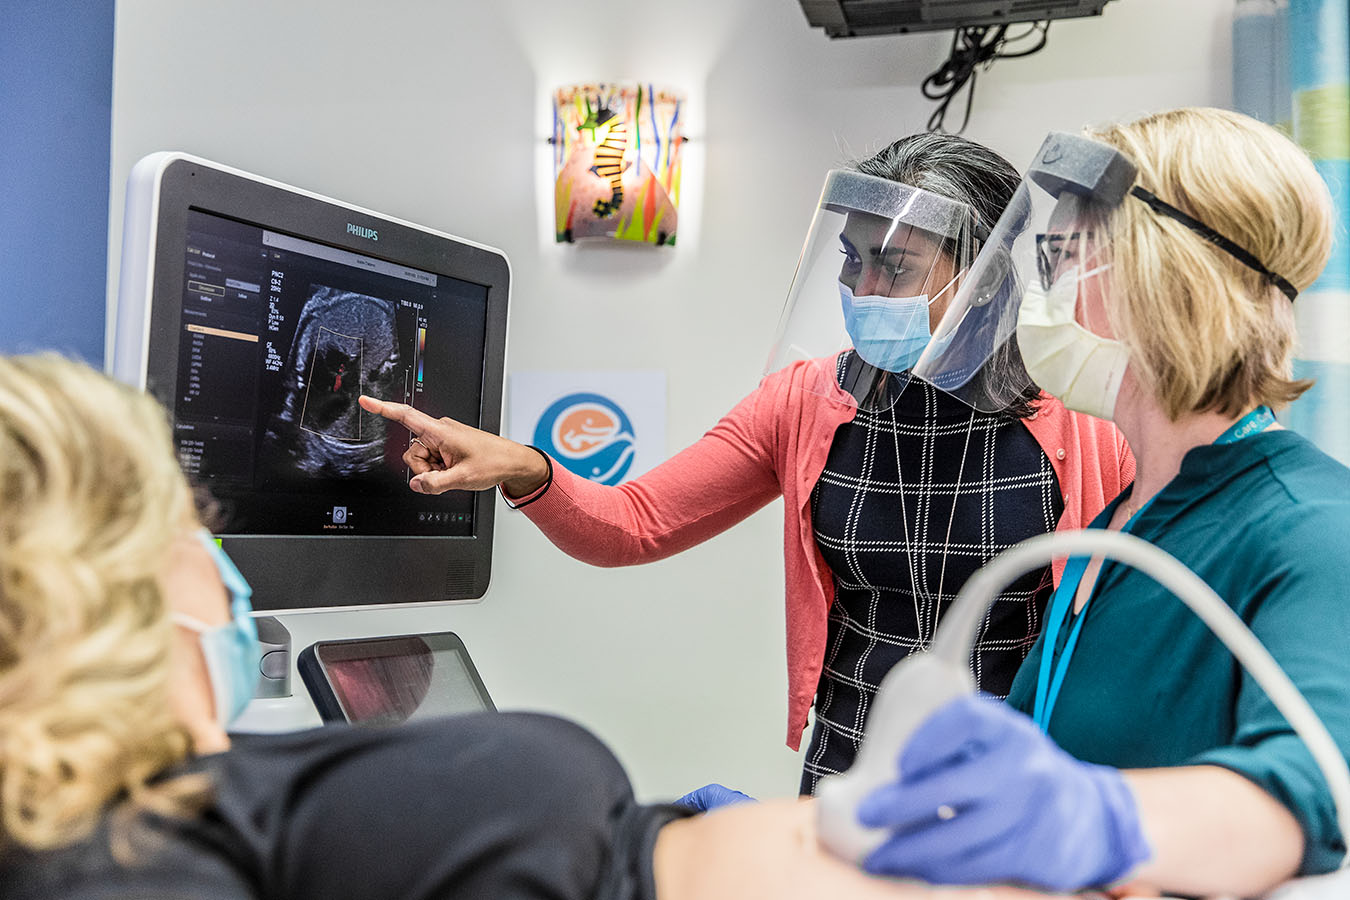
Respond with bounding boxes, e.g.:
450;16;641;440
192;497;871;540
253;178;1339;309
173;210;489;536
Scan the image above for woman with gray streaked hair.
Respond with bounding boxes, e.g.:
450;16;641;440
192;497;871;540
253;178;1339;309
360;132;1136;797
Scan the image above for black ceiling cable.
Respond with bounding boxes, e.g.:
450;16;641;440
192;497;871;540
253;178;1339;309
922;21;1051;133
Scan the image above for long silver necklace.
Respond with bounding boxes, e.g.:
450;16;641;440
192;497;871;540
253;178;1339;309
888;386;977;649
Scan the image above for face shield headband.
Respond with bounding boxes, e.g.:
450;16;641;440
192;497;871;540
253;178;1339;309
765;169;980;411
1127;186;1298;301
912;131;1298;413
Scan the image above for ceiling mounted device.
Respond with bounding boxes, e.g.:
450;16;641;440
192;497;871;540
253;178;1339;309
798;1;1119;133
798;0;1114;38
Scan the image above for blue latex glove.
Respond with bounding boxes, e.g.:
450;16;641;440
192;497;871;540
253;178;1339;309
675;782;755;812
857;695;1151;892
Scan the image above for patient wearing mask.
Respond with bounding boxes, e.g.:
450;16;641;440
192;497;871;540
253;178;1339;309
0;352;1076;900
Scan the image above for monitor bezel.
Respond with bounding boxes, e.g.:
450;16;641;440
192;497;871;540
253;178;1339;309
116;153;509;612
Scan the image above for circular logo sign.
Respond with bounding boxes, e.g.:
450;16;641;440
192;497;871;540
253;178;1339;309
533;392;636;485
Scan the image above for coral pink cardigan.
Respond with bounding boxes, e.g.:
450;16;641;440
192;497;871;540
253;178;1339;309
516;357;1135;749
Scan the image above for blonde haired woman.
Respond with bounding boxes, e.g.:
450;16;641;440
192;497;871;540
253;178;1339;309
0;352;1084;900
853;107;1350;898
0;356;196;820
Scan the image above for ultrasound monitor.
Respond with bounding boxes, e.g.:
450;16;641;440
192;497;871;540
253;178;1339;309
114;153;509;612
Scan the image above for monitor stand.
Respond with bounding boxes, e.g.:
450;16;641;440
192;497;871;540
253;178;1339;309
255;615;292;699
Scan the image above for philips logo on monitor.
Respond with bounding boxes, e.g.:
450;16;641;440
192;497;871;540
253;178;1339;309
346;223;378;241
533;393;636;486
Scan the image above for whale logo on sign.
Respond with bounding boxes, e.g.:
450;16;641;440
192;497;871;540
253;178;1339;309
533;392;636;485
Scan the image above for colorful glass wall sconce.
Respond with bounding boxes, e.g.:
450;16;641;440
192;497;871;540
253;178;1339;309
552;83;684;246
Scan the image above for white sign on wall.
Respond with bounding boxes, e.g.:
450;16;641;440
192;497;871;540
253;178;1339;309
507;370;667;485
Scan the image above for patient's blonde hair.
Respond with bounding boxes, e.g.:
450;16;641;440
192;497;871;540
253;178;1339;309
0;354;205;854
1088;107;1334;419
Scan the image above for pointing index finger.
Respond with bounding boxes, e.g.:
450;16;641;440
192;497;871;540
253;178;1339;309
358;395;441;435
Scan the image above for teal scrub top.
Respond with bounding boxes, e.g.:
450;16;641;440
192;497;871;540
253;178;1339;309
1006;429;1350;875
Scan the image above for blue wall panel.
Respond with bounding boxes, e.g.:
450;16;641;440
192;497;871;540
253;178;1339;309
0;1;116;366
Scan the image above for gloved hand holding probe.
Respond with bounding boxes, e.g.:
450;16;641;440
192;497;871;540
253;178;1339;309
857;694;1152;892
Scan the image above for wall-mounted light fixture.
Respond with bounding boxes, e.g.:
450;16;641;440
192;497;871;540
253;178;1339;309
551;83;685;246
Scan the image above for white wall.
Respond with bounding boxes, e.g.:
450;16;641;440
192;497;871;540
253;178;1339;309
108;0;1234;801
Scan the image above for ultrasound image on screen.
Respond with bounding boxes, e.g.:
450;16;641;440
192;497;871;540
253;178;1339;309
259;288;400;483
173;211;490;536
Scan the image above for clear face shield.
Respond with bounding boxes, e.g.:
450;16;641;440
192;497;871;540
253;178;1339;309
766;169;978;410
912;133;1138;413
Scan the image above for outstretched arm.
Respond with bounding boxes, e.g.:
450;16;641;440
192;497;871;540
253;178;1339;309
365;380;790;568
357;395;549;496
655;799;1075;900
501;383;787;567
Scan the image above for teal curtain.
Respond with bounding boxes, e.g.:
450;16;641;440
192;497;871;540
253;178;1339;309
1235;0;1350;463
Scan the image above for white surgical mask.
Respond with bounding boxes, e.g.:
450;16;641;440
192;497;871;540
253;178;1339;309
1015;264;1129;421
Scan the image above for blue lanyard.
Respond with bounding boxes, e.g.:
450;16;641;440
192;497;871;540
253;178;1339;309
1213;405;1276;445
1031;406;1275;731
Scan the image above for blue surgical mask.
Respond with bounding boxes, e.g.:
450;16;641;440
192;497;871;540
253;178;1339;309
839;282;933;373
173;530;262;728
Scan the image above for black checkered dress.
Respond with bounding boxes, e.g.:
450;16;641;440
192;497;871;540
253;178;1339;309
800;355;1063;795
